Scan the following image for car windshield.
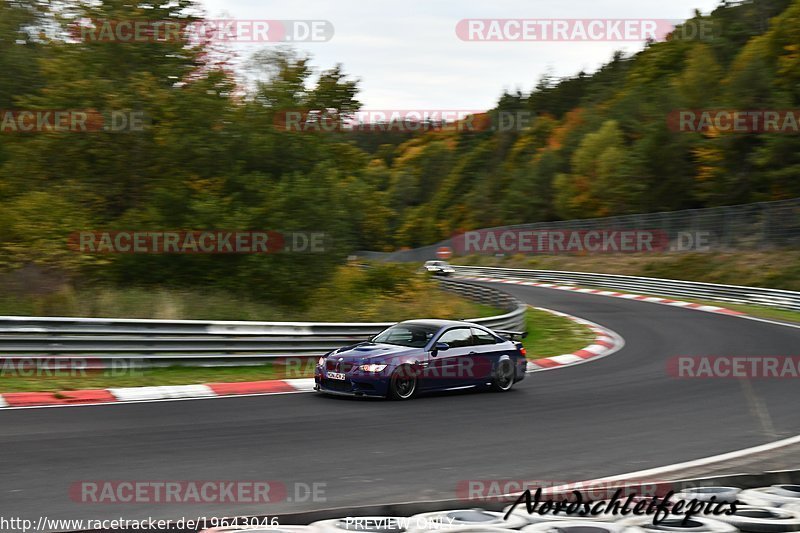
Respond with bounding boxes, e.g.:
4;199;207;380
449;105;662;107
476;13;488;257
371;324;439;347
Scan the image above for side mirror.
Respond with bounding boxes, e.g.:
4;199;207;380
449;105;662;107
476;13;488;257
431;342;450;356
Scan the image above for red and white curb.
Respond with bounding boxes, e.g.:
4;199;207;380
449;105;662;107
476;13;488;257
527;306;625;372
458;275;746;317
0;378;316;409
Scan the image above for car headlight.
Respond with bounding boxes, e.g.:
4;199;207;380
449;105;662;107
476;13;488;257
318;356;326;367
359;364;387;372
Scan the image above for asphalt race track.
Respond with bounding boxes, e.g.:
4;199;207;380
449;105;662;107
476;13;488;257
1;281;799;525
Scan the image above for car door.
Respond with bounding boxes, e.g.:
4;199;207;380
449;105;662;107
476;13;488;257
423;327;475;390
470;327;502;385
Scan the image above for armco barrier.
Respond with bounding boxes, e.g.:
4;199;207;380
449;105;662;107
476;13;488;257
452;266;800;311
0;278;525;367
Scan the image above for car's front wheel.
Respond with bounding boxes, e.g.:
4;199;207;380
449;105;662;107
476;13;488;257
491;358;515;392
388;366;417;400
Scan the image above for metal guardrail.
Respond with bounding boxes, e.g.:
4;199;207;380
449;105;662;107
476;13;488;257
453;266;800;311
0;278;526;366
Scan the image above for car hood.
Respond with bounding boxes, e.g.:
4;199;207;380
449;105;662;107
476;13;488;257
327;342;421;362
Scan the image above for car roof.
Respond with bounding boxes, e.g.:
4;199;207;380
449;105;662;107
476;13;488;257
399;319;482;329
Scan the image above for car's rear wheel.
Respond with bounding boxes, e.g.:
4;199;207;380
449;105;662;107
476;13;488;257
491;358;515;392
388;366;417;400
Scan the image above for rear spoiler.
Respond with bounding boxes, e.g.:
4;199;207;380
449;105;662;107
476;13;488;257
494;329;528;340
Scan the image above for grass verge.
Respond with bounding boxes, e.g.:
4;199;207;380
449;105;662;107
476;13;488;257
521;307;597;359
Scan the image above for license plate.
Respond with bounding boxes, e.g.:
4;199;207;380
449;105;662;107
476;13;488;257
327;372;346;381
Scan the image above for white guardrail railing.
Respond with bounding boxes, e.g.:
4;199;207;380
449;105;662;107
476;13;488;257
453;266;800;312
0;278;526;367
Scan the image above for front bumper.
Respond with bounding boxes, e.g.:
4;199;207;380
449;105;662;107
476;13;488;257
315;368;390;397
